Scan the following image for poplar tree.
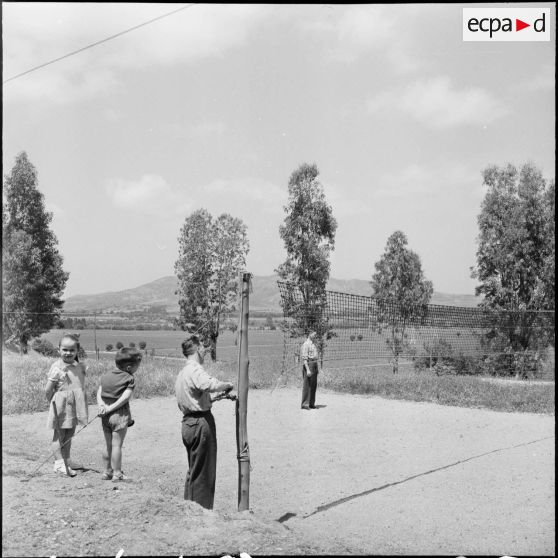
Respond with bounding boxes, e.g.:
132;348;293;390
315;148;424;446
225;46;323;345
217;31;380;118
2;152;69;352
175;209;249;361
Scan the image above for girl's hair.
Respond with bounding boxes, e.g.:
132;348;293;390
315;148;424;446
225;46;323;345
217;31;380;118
59;333;81;362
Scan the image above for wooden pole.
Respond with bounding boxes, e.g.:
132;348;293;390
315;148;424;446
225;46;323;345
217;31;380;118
236;272;251;511
52;401;71;476
94;311;98;361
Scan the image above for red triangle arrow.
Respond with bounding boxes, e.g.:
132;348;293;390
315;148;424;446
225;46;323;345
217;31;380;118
516;19;530;32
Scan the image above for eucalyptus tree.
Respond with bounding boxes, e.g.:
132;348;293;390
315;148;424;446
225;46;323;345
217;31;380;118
371;231;433;373
2;152;69;352
276;163;337;356
471;163;555;367
175;209;249;361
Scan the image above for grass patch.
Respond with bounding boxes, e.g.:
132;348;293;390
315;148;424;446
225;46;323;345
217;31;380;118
1;351;240;415
2;350;554;415
319;365;555;414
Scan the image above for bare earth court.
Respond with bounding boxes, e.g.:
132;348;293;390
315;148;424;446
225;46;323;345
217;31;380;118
2;387;555;556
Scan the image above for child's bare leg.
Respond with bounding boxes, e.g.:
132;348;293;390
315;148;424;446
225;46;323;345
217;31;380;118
102;429;113;473
62;426;76;461
111;428;127;474
52;427;75;461
52;436;62;461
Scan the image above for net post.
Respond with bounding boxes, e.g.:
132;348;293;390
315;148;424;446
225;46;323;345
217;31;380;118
236;271;251;511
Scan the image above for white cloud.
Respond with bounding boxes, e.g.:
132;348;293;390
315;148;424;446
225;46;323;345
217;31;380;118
368;76;507;129
296;5;423;73
105;174;190;216
3;3;268;103
324;181;374;217
518;63;554;93
103;108;123;123
204;177;285;208
188;121;227;139
373;162;480;200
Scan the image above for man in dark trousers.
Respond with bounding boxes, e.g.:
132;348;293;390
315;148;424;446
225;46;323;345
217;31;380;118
300;330;320;410
175;334;234;509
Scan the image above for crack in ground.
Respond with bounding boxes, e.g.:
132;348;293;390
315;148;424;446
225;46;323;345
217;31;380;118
278;435;554;523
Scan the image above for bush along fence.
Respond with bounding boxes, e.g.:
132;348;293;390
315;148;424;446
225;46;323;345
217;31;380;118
277;281;555;379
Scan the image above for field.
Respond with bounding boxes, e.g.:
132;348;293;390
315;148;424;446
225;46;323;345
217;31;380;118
40;327;555;383
41;328;285;360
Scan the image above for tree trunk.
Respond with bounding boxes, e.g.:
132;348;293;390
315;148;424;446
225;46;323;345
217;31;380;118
210;334;218;361
391;328;399;374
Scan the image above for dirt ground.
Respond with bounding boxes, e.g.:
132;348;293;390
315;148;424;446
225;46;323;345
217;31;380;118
2;387;555;556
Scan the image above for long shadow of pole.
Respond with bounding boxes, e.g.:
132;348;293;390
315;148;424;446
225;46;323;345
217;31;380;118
278;435;554;523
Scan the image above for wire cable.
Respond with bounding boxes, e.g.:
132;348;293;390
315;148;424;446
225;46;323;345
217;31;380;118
3;3;198;84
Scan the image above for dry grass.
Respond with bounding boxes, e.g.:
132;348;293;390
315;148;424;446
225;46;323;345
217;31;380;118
2;350;554;416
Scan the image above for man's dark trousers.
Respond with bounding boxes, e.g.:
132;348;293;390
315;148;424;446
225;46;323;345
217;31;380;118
181;411;217;509
301;360;319;408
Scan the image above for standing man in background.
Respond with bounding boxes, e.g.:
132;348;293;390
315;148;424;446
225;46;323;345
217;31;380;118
175;334;234;509
300;330;320;410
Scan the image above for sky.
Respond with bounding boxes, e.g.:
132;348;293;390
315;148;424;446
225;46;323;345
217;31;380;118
2;3;555;298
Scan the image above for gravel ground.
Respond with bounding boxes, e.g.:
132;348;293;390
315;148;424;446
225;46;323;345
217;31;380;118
2;387;555;556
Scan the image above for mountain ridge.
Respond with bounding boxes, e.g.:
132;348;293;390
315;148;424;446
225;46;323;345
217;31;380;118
64;275;482;312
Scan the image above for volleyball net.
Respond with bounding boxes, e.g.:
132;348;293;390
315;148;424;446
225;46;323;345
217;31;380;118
277;281;555;377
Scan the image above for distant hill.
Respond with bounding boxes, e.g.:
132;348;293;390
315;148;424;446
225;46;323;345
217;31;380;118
64;275;482;313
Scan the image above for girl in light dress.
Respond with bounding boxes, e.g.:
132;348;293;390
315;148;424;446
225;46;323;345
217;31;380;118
45;333;89;476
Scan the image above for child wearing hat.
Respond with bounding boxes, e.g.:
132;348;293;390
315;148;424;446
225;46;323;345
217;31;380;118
97;347;142;481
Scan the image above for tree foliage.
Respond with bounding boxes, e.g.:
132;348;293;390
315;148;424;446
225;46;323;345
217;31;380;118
2;152;69;352
276;163;337;355
471;163;555;359
541;179;555;312
371;230;433;373
175;209;249;360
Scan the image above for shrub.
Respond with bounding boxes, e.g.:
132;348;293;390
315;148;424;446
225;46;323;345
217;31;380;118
31;338;59;357
539;346;555;380
105;344;114;352
350;335;356;341
357;334;363;341
116;342;124;350
414;336;483;376
139;341;147;350
129;342;136;348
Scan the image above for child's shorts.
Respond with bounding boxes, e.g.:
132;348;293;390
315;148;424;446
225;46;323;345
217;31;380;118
101;403;130;433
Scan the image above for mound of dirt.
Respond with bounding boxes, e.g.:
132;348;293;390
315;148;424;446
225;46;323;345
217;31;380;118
3;464;328;556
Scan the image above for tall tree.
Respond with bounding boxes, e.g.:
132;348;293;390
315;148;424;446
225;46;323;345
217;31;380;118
2;152;69;352
276;163;337;356
541;179;555;315
471;163;554;360
175;209;249;361
371;231;433;373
